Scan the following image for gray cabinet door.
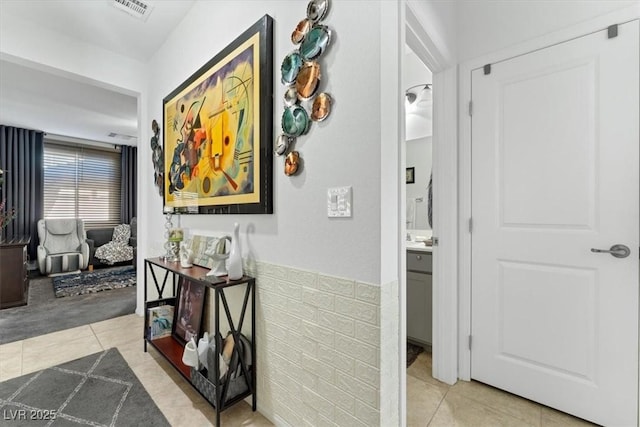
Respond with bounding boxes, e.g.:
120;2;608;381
407;271;432;345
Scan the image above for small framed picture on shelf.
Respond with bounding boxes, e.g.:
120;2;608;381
172;279;206;345
406;167;415;184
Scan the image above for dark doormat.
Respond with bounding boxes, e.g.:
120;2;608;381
0;348;170;426
407;342;424;367
53;265;136;298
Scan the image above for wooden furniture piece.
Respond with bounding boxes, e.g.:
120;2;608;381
407;250;433;346
143;257;256;426
0;236;30;309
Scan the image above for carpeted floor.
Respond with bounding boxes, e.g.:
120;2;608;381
0;348;169;426
0;267;136;345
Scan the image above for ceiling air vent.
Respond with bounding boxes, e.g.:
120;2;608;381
108;132;136;141
110;0;154;22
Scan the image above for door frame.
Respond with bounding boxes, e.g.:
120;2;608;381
404;2;459;388
458;5;640;385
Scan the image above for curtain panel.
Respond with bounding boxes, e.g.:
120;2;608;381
0;125;44;260
120;145;137;223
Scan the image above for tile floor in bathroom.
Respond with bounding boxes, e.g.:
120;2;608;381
0;314;599;426
406;351;598;427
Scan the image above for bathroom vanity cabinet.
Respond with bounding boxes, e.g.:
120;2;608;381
407;250;432;346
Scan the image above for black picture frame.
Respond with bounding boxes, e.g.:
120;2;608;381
162;15;274;215
406;167;415;184
172;279;206;345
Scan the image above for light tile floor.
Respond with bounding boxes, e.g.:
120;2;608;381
407;351;599;427
0;314;272;427
0;315;602;427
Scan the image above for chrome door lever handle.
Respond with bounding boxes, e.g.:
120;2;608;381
590;244;631;259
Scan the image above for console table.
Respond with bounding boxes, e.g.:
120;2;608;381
143;257;256;426
0;236;30;309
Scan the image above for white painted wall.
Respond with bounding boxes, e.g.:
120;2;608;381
456;0;637;62
141;0;386;286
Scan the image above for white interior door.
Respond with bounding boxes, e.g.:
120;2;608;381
471;21;639;426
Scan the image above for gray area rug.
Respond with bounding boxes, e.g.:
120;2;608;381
0;268;136;345
0;348;170;426
53;266;136;298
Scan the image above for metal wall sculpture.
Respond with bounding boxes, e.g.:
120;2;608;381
276;0;333;176
150;120;163;196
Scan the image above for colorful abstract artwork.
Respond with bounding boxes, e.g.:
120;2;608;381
163;15;273;214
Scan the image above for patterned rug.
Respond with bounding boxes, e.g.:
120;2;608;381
52;266;136;298
0;348;169;426
407;342;424;367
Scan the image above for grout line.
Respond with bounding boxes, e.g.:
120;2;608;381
426;380;449;426
89;324;105;351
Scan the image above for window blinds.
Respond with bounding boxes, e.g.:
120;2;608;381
43;142;121;229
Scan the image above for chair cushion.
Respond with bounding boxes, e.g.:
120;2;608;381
45;230;81;254
46;219;78;235
112;224;131;245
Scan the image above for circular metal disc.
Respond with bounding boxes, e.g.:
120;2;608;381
285;151;300;176
275;134;293;156
311;93;332;122
296;61;321;101
282;106;311;137
299;25;331;61
281;52;303;85
291;18;312;44
307;0;329;22
284;86;298;107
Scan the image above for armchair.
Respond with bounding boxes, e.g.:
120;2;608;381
37;219;90;275
86;217;137;269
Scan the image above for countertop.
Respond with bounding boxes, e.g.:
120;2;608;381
406;241;433;253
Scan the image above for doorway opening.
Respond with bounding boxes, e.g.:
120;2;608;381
403;44;437;422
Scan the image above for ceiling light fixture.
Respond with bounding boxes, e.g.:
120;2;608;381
405;84;432;105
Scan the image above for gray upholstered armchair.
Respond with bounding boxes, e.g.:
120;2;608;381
37;218;90;275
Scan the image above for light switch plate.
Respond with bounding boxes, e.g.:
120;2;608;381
327;186;352;217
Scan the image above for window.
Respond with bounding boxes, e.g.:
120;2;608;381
44;142;121;228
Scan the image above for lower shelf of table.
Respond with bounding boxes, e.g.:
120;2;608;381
144;335;254;411
146;336;191;379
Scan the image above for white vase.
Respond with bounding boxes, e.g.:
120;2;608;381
197;332;210;369
179;241;193;268
226;222;243;280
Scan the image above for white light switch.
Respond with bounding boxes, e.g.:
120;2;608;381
327;186;352;217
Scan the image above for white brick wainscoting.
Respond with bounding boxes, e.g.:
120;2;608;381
226;260;393;427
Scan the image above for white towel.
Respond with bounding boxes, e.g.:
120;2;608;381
406;198;417;229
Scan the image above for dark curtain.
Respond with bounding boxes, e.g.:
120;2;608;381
120;145;137;223
0;125;44;260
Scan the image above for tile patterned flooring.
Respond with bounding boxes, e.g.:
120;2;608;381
406;351;598;427
0;314;271;427
0;314;598;426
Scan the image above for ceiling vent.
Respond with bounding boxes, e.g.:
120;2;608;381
110;0;154;22
108;132;136;141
